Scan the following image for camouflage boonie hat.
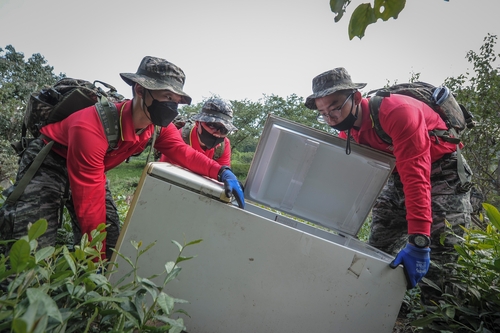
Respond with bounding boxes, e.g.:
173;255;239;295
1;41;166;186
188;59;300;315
120;56;192;105
305;67;366;110
191;98;237;132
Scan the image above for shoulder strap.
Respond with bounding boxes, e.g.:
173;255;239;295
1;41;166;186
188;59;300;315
213;140;225;160
368;96;393;144
95;96;120;151
180;121;194;145
5;140;54;205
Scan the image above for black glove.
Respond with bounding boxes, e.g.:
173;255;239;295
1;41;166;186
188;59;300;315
218;167;245;209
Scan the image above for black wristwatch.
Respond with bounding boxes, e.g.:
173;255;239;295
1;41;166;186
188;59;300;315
217;166;232;182
408;234;431;248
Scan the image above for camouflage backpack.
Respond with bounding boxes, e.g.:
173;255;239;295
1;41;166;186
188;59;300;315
174;116;225;161
6;78;125;206
367;81;475;145
367;81;475;192
14;77;125;155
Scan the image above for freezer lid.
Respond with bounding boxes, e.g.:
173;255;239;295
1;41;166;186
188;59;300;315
244;115;396;237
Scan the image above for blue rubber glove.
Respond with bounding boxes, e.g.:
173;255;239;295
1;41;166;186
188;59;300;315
389;243;430;289
219;168;245;209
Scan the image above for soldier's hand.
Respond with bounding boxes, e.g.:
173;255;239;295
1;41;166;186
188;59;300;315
389;243;430;289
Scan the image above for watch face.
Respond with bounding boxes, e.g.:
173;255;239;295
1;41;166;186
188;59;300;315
414;235;429;247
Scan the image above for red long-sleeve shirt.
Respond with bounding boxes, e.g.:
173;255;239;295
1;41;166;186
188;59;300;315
160;123;231;166
40;100;221;250
340;95;457;235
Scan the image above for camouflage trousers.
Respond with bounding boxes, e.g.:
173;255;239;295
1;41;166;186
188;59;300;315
0;138;120;259
368;152;472;301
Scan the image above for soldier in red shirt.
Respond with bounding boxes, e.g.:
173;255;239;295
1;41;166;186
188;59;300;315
305;68;472;303
160;98;236;167
0;56;244;260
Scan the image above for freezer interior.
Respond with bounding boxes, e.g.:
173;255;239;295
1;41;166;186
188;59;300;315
245;115;396;238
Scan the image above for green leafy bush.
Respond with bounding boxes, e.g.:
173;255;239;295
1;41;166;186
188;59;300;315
0;219;200;333
411;203;500;332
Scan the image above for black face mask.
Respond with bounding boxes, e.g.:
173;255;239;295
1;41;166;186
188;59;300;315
199;124;225;149
330;99;358;132
144;90;179;127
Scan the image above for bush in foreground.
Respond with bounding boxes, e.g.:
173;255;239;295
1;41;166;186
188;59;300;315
0;219;200;333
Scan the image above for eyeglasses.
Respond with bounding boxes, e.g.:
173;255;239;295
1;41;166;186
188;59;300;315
316;93;353;124
205;122;229;135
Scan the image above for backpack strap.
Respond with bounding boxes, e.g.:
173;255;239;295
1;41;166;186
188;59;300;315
368;95;392;144
95;96;120;150
180;120;194;145
4;140;54;205
213;140;225;161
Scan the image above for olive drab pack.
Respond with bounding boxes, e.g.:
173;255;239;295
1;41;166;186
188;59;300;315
367;81;475;192
367;81;475;145
18;77;125;152
5;78;126;207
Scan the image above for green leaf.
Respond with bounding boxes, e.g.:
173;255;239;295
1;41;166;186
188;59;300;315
410;314;439;327
131;240;142;250
185;239;203;247
174;309;190;317
483;203;500;230
138;241;157;257
116;251;135;268
494;259;500;271
74;247;86;261
373;0;406;21
171;240;183;252
153;315;185;331
164;267;182;285
81;296;127;305
26;288;63;322
134;288;146;325
173;297;189;304
35;246;55;263
138;277;158;299
16;300;49;333
157;292;175;315
176;256;194;264
421;277;442;292
329;0;349;22
165;261;176;274
87;272;110;287
12;318;28;333
63;247;76;275
83;307;99;333
89;231;106;248
27;219;48;241
454;244;470;259
445;306;456;319
9;239;31;273
348;3;377;40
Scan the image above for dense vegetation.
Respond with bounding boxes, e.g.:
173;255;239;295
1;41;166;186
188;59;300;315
1;34;499;332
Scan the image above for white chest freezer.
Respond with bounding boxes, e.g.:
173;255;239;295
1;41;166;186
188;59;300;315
110;115;407;333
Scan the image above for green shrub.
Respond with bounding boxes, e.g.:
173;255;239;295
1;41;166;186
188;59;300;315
231;162;250;182
411;203;500;332
0;219;200;333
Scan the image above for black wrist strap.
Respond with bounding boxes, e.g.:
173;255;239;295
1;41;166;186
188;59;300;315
218;166;232;181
